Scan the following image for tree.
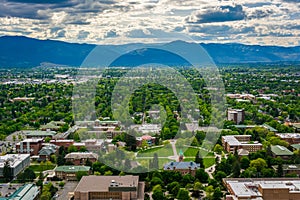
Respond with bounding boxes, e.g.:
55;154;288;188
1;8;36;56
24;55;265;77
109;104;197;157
67;145;77;153
79;146;87;152
76;171;88;181
277;163;283;177
233;161;241;178
214;171;226;182
3;161;11;182
213;187;223;200
240;156;250;169
195;150;204;168
167;181;180;196
176;188;190;200
250;158;267;172
205;185;214;199
191;137;199;146
85;158;92;167
59;181;65;188
104;170;113;176
151;177;163;188
141;140;149;150
213;144;223;154
44;137;51;143
152;153;159;169
192;182;203;198
195;168;209;183
152;185;164;200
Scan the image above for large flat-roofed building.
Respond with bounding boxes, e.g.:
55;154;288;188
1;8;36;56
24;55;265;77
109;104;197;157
227;109;245;124
0;154;30;177
0;183;40;200
15;139;43;156
22;130;56;139
223;178;300;200
222;135;263;153
73;175;145;200
276;133;300;144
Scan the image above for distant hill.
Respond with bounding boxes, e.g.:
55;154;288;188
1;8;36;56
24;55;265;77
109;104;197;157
0;36;299;68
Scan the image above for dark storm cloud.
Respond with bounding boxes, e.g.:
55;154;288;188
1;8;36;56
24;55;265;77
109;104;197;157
186;5;245;24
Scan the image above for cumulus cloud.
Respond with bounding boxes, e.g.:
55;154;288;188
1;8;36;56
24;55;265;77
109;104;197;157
0;0;299;46
186;5;245;24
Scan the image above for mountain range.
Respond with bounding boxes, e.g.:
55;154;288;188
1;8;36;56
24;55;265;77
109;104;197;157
0;36;300;68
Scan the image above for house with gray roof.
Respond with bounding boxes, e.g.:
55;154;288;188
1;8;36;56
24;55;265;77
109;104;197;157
163;161;200;176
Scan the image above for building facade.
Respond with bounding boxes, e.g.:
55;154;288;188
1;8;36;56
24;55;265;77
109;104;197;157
227;109;245;124
73;175;144;200
222;135;263;153
223;178;300;200
54;165;91;181
0;154;30;178
65;152;98;165
16;139;43;156
163;161;200;176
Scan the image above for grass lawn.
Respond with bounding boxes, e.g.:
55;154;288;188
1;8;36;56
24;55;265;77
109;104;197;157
137;144;174;157
135;158;174;169
203;157;215;168
183;156;215;168
180;147;214;157
28;164;56;172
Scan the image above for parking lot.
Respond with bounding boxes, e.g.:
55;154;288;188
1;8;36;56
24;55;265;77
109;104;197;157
0;183;23;198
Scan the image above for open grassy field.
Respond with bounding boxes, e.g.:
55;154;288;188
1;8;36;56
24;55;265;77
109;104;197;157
135;158;174;169
137;144;174;157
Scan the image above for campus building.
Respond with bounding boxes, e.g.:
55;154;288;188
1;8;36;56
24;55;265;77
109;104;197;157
276;133;300;144
73;175;145;200
54;165;91;181
271;145;294;160
227;108;245;124
16;139;43;156
65;152;98;165
0;184;39;200
22;130;56;139
0;154;30;178
163;161;201;176
222;135;263;153
223;178;300;200
273;164;300;177
136;135;156;147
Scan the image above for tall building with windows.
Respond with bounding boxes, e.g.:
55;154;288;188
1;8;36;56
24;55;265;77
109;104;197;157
227;108;245;124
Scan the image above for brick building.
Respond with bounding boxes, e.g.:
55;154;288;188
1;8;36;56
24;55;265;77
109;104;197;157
163;161;200;176
16;139;43;156
65;152;98;165
73;175;144;200
222;135;263;153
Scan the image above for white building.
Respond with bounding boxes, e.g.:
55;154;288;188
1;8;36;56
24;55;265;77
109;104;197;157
0;154;30;177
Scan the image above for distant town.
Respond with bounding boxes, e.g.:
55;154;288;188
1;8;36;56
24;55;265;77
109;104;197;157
0;65;299;200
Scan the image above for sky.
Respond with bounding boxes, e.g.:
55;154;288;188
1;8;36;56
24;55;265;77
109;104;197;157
0;0;299;46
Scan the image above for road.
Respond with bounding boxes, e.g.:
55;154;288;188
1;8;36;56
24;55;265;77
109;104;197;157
57;181;78;200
